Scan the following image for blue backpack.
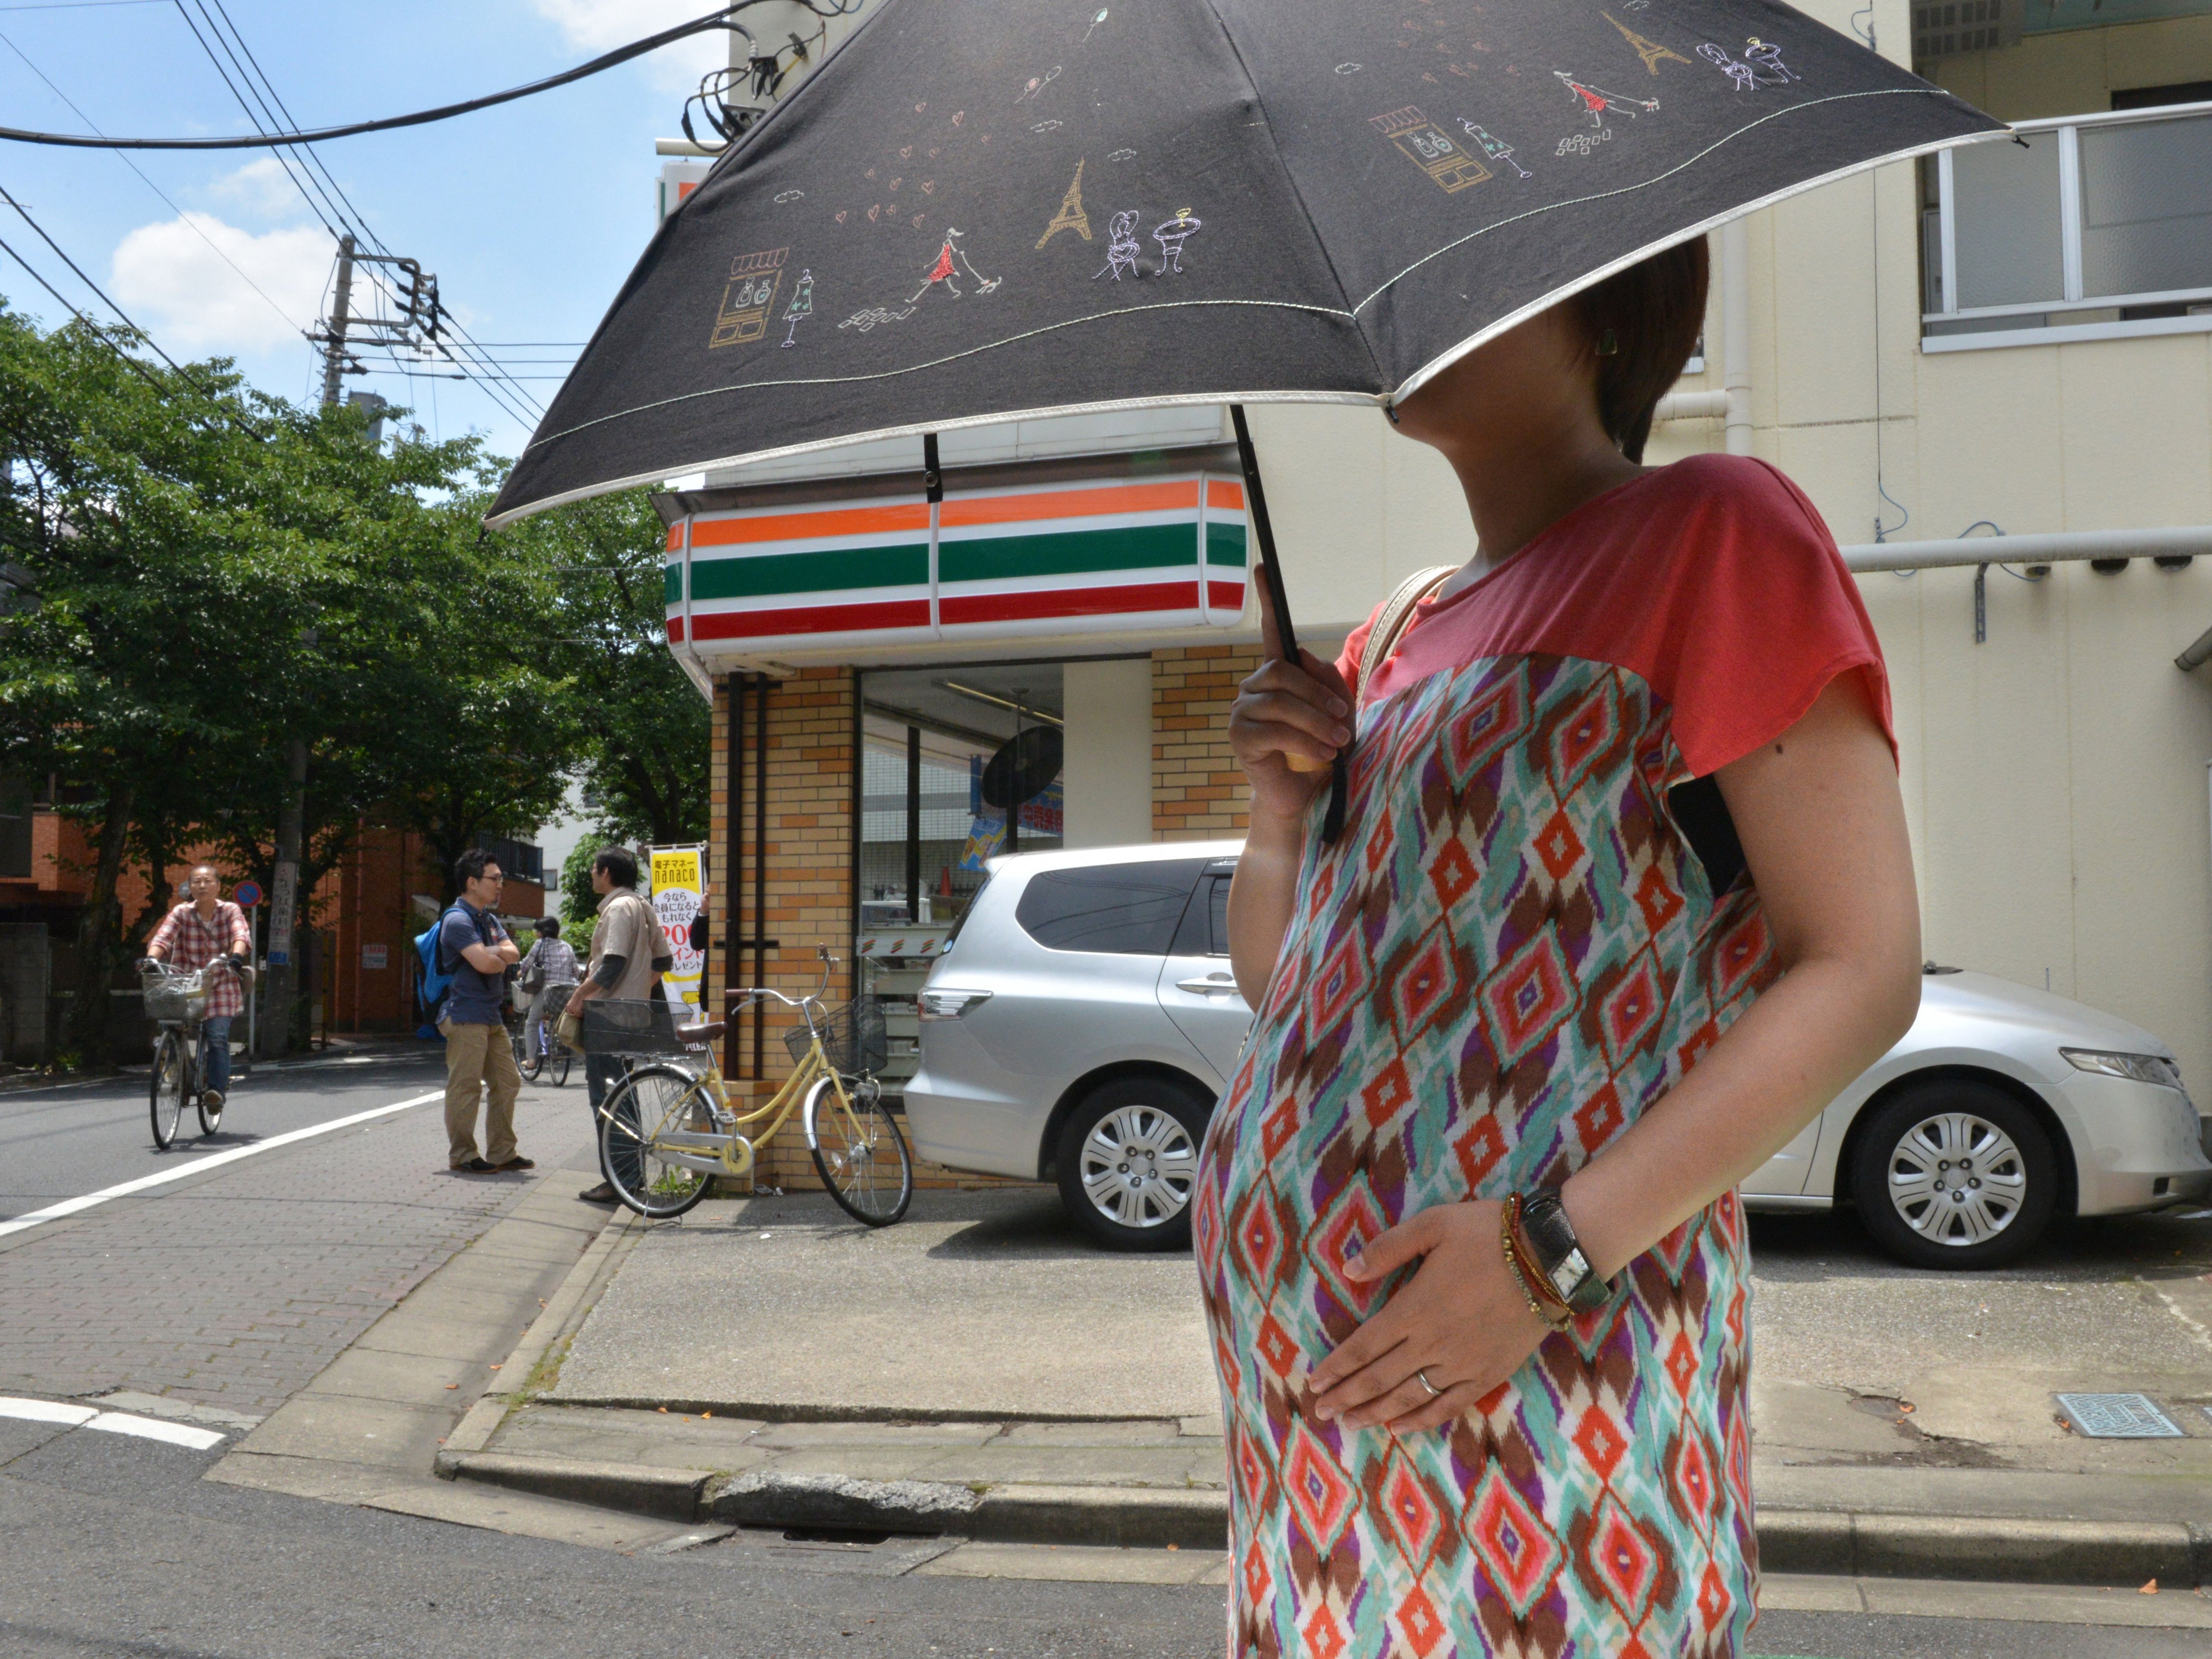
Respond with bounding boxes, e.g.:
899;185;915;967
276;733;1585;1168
414;903;472;1024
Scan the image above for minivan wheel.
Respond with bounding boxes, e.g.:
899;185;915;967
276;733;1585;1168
1056;1076;1210;1252
1848;1079;2057;1270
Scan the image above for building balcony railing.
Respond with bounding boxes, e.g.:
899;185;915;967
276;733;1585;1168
1920;98;2212;351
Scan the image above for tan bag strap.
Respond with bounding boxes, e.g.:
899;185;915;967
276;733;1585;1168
1350;564;1458;704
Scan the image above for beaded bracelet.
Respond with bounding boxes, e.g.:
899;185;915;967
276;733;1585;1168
1500;1194;1572;1331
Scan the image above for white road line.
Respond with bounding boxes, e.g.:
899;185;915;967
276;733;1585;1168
0;1397;225;1450
0;1090;443;1241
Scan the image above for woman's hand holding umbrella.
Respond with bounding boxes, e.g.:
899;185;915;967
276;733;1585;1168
1308;1201;1553;1435
1226;572;1352;819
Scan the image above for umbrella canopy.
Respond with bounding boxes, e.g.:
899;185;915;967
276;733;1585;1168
488;0;1999;527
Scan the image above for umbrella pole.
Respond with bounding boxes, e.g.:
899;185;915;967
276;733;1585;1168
1230;405;1347;844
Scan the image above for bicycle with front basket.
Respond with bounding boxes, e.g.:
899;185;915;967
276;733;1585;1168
582;948;913;1226
137;959;230;1148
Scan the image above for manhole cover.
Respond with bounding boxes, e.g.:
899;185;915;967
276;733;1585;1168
2055;1393;2182;1438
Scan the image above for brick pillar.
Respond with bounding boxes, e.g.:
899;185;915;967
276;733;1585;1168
1151;645;1262;841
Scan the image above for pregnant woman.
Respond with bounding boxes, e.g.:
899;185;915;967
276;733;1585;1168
1202;239;1921;1658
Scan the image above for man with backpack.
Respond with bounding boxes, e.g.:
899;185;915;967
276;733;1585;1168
434;848;530;1174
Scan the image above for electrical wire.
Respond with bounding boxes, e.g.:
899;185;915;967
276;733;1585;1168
0;4;802;149
0;229;178;400
0;178;185;372
0;26;306;334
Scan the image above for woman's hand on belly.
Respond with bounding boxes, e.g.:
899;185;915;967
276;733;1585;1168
1307;1201;1552;1434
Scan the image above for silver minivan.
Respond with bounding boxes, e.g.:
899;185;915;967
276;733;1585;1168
904;842;2212;1263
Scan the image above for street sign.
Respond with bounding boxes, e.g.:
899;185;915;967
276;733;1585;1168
234;880;264;910
265;861;297;967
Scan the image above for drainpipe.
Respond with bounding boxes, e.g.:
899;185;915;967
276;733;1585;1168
1721;218;1753;458
1841;526;2212;574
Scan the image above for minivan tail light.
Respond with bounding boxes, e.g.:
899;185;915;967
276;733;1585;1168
919;989;993;1021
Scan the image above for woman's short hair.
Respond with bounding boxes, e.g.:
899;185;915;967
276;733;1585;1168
534;916;562;939
594;846;640;890
1571;237;1711;465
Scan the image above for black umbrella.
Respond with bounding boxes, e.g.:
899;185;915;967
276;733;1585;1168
490;0;1994;535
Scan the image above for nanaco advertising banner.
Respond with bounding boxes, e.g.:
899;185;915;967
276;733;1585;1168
648;844;708;1012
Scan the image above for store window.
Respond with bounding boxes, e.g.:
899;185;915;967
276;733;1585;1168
858;663;1066;932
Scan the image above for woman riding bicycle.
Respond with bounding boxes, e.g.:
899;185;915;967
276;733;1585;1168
144;864;252;1110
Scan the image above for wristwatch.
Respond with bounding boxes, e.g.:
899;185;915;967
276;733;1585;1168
1517;1186;1615;1316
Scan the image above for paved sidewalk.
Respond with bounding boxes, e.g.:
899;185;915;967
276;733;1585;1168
422;1189;2212;1585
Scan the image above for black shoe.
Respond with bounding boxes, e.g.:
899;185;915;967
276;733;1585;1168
453;1157;496;1174
578;1181;618;1204
491;1155;536;1173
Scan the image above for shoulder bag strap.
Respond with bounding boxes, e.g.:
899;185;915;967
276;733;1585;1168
1349;564;1459;707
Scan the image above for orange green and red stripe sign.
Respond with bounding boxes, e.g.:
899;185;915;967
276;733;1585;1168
664;474;1248;653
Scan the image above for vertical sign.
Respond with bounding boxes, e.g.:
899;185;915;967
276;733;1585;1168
266;860;298;967
649;845;708;1012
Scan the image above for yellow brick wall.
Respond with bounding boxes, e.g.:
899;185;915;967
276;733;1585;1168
1151;645;1262;842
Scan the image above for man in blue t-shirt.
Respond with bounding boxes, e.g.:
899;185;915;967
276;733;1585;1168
438;848;529;1173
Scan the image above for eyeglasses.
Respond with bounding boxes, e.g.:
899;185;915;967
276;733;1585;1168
481;873;505;884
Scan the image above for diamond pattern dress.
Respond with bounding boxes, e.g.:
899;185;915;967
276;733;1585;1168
1195;455;1893;1659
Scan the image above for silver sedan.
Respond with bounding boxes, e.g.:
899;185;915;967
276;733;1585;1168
906;844;2212;1266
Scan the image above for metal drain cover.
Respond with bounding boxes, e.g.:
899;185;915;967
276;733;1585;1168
2055;1392;2182;1438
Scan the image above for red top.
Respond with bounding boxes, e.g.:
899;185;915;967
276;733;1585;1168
1340;452;1894;777
149;899;252;1019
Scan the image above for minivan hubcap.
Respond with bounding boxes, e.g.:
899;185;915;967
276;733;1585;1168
1887;1111;2027;1245
1080;1104;1199;1229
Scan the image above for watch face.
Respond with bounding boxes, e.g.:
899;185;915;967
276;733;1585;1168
1548;1248;1590;1300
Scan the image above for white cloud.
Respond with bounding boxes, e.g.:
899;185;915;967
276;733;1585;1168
109;213;332;356
530;0;731;93
208;157;309;221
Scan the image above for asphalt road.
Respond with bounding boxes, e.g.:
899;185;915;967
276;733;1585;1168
4;1060;2211;1656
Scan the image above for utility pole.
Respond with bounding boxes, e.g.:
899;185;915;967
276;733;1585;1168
264;236;355;1055
319;234;355;409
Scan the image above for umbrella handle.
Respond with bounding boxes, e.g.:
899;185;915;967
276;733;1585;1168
1232;406;1347;832
1232;406;1320;775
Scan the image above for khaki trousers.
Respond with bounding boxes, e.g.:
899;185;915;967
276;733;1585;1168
441;1019;521;1166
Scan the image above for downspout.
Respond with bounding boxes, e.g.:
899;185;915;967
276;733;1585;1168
1722;218;1753;458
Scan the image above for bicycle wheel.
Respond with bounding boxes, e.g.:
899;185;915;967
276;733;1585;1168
805;1075;913;1227
149;1032;186;1149
551;1040;573;1088
598;1063;718;1219
196;1039;225;1137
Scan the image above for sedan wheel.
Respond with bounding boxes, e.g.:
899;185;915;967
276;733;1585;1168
1057;1077;1210;1251
1850;1080;2057;1270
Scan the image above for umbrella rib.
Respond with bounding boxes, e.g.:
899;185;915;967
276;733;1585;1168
1353;87;1976;318
1197;0;1387;390
516;298;1361;455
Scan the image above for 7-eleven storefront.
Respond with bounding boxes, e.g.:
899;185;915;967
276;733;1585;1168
661;439;1274;1193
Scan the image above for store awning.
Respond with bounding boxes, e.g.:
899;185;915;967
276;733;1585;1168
656;445;1250;663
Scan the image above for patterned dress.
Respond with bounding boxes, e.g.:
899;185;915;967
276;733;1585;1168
1195;455;1892;1659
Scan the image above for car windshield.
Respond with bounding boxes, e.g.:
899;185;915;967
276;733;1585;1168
942;873;992;956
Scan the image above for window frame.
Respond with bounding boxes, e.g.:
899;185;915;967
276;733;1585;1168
1924;96;2212;354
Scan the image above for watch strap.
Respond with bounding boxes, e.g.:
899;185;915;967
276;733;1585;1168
1518;1185;1614;1315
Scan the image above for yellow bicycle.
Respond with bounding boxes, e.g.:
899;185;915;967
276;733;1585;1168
582;949;913;1226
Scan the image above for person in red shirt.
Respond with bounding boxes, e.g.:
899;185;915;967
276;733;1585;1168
146;865;252;1108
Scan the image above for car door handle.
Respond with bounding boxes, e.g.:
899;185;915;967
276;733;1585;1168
1177;975;1243;996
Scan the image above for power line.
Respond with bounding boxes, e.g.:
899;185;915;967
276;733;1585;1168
0;230;177;400
0;26;307;333
0;5;775;149
0;178;185;371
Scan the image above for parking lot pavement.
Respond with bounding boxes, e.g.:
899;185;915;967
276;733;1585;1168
546;1190;1221;1425
1747;1206;2212;1503
0;1061;596;1418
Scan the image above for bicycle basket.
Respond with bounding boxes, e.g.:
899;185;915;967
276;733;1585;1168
141;968;208;1024
579;999;710;1059
786;997;887;1074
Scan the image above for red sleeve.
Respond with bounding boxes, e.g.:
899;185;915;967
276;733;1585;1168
225;903;251;955
148;905;184;955
1647;460;1894;778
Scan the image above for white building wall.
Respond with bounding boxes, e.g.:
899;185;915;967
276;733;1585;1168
1062;658;1156;849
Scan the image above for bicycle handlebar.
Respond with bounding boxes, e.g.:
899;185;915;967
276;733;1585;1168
726;947;840;1030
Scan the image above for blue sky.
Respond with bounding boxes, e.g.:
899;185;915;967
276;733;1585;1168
0;0;734;465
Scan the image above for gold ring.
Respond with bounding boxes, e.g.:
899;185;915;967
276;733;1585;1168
1415;1368;1442;1398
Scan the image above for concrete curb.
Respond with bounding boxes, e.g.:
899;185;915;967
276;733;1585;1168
435;1445;2208;1585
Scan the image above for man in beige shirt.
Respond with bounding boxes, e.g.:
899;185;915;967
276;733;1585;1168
564;847;670;1204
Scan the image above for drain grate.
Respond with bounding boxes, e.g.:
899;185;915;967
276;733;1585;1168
2055;1392;2182;1438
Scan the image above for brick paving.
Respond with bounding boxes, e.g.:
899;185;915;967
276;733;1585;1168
0;1078;593;1418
